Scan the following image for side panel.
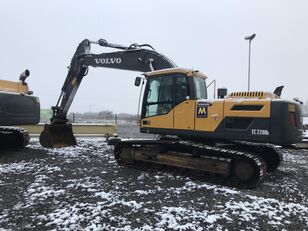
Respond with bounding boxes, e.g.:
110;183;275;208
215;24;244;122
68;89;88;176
194;99;272;143
214;117;271;143
173;100;195;130
141;111;174;129
0;92;40;125
217;99;272;143
224;99;271;118
195;100;224;132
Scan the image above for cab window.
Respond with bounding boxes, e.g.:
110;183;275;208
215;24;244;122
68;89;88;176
145;76;173;117
194;77;207;99
175;75;189;105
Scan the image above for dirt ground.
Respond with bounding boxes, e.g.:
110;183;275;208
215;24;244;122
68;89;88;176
0;125;307;230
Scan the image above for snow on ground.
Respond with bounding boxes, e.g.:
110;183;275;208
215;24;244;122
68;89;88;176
0;138;307;230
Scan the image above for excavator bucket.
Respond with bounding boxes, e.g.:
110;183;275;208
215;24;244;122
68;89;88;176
39;123;77;148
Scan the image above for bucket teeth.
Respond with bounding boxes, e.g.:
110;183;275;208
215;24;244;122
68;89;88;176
39;123;77;148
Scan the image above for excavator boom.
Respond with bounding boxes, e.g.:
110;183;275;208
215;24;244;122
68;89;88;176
40;39;176;148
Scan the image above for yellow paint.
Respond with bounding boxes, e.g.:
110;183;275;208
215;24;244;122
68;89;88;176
288;104;295;112
141;111;174;129
227;91;279;99
224;99;271;118
145;68;207;79
140;98;272;133
0;80;29;94
195;100;224;132
19;124;117;136
198;107;207;115
71;77;77;85
174;100;195;130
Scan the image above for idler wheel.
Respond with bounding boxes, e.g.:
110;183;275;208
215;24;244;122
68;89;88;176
233;159;255;181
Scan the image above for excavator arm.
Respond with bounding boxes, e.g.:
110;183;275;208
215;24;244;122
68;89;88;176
40;39;176;147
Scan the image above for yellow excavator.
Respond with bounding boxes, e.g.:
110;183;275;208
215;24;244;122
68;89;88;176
0;70;40;148
39;39;303;188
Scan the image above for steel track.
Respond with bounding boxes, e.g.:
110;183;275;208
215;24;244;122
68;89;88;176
0;126;30;149
110;138;282;188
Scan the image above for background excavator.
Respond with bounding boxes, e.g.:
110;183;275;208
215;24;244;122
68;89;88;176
0;70;40;148
40;39;303;188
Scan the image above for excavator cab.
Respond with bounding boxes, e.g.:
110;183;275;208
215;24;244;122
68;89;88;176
139;68;207;131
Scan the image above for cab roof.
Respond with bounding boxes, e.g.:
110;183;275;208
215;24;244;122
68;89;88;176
144;67;207;79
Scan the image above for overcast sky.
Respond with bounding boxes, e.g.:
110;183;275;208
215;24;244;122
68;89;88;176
1;0;307;114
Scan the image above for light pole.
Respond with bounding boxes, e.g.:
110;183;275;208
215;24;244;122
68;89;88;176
244;33;256;91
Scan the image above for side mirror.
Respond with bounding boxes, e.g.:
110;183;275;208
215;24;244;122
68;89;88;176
134;77;142;86
217;88;227;99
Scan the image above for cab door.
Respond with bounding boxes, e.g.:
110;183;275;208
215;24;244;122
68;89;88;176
141;75;174;129
173;75;195;130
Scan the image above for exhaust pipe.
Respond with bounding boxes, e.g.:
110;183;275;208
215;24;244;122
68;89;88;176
39;123;77;148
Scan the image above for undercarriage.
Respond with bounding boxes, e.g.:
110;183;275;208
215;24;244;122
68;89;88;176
0;126;30;149
110;138;283;189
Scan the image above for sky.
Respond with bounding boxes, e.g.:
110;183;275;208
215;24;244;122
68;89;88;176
0;0;307;114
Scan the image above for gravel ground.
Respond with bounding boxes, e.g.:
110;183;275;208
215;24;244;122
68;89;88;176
0;126;307;230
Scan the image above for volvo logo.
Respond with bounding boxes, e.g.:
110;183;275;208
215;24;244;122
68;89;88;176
95;58;122;65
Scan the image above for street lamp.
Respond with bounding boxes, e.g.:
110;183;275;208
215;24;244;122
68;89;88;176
245;33;256;91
